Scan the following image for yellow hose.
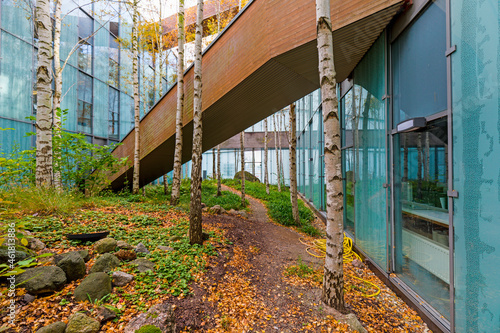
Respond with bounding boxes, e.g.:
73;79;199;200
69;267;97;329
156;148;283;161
299;234;381;298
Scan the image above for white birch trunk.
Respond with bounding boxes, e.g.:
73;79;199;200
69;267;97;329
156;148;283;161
217;144;221;196
289;103;299;224
316;0;345;312
52;0;62;190
132;0;141;194
273;114;281;192
35;0;53;187
240;132;245;207
170;0;185;205
189;0;204;245
264;118;269;195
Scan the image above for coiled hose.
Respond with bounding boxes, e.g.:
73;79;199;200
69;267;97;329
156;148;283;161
299;234;381;297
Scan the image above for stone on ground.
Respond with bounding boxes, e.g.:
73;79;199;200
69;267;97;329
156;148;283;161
210;205;222;214
55;251;86;281
130;258;155;273
89;253;120;274
94;238;117;254
343;313;368;333
234;170;260;183
66;313;100;333
134;242;150;254
112;271;134;287
28;238;46;251
114;249;137;261
74;272;112;302
96;306;117;323
35;321;66;333
0;245;34;264
124;303;175;333
117;240;134;250
17;266;66;294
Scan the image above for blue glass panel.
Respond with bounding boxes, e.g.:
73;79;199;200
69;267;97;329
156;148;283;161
119;93;134;140
60;65;78;132
94;25;109;83
93;80;108;137
61;14;79;68
0;119;32;153
353;34;387;268
0;32;33;121
451;0;500;331
1;0;32;42
392;0;447;125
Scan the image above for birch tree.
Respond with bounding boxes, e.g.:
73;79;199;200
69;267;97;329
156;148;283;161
170;0;185;205
217;144;222;196
289;103;299;224
35;0;53;187
240;132;245;207
189;0;204;245
212;148;216;178
264;118;269;195
131;0;141;194
316;0;345;311
52;0;63;190
273;114;281;192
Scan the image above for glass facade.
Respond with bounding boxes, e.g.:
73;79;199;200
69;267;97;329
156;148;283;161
0;0;167;154
451;0;500;332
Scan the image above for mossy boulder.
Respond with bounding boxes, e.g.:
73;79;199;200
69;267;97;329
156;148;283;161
94;238;117;254
135;325;162;333
66;313;100;333
74;272;112;302
55;251;86;282
0;245;34;264
89;253;120;274
17;266;67;294
234;171;260;183
35;321;66;333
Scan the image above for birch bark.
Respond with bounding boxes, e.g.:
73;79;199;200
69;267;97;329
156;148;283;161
132;0;141;194
289;103;299;224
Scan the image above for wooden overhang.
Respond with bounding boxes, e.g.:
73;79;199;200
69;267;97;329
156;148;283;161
110;0;403;190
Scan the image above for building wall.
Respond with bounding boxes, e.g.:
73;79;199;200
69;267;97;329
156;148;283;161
0;0;166;154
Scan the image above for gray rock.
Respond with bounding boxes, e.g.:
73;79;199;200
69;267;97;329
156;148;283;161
228;209;237;215
66;313;100;333
35;321;66;333
96;306;117;323
134;242;150;254
343;313;368;333
124;303;176;333
55;251;86;282
23;293;36;303
210;205;222;214
157;246;173;252
74;272;112;302
112;271;134;287
117;240;134;250
130;258;155;273
28;238;46;251
17;266;66;294
78;250;91;262
0;245;34;264
94;238;117;254
237;210;248;218
220;207;227;214
89;253;120;274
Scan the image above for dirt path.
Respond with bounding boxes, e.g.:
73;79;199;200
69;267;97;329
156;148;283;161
173;189;430;332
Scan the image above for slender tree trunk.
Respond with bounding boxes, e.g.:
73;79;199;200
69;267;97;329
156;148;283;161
170;0;185;205
240;132;245;207
189;0;204;246
289;103;299;224
316;0;345;312
274;114;281;191
279;111;284;187
212;148;216;178
35;0;53;188
52;0;62;190
264;118;269;195
132;0;141;194
424;132;430;181
217;144;222;196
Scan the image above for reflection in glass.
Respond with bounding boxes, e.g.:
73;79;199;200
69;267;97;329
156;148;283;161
394;117;449;319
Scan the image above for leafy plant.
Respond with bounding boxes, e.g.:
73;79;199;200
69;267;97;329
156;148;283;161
0;253;53;277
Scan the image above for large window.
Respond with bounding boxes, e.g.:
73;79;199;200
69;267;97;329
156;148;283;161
77;10;93;74
77;72;93;133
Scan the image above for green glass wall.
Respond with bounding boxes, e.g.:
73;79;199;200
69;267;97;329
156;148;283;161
352;34;387;268
451;0;500;331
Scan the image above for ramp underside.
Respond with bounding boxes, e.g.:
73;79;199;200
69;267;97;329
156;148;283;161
110;0;402;190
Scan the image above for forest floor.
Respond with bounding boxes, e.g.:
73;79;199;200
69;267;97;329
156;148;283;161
1;185;431;332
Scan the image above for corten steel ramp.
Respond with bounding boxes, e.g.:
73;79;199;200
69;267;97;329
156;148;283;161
110;0;403;190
